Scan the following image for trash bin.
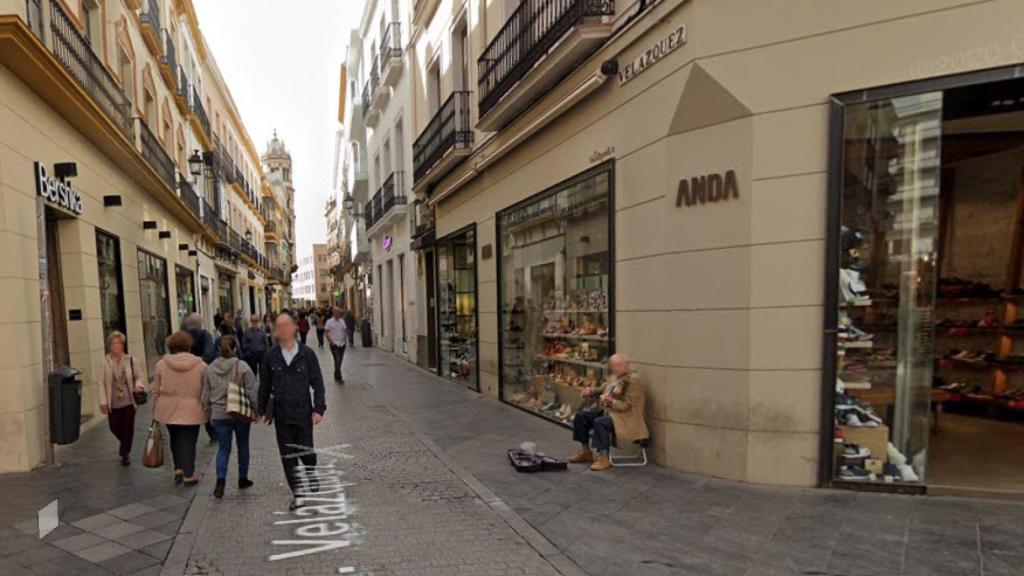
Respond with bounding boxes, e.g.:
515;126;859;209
361;318;373;348
48;366;82;445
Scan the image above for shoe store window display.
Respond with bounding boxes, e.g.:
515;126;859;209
568;354;649;472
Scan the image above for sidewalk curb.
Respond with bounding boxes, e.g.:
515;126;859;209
159;450;217;576
374;375;589;576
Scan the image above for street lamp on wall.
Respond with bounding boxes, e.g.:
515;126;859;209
188;150;203;177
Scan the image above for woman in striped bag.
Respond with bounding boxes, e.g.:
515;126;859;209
201;335;258;498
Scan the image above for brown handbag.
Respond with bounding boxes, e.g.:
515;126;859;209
142;419;164;468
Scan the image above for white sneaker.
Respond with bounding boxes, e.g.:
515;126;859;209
887;442;907;466
898;464;920;482
844;412;863;427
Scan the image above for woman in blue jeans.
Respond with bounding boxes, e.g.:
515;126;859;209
201;335;258;498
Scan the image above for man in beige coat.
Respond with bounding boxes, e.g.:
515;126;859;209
569;353;649;471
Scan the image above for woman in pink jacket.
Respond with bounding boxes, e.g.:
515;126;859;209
98;331;146;466
152;330;208;485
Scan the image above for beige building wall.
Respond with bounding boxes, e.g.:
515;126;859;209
0;64;205;472
428;0;1024;485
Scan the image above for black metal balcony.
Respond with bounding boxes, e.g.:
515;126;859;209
365;172;407;230
477;0;614;118
229;228;243;252
189;85;210;139
413;91;473;182
202;199;220;236
137;119;175;190
381;22;401;61
175;65;189;100
160;29;177;83
178;173;201;220
140;0;161;33
362;79;372;119
46;0;133;139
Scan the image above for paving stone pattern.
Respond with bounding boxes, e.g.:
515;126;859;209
0;400;215;576
352;348;1024;576
181;345;563;576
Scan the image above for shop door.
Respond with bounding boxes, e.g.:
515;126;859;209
45;215;69;367
425;249;437;370
249;285;256;317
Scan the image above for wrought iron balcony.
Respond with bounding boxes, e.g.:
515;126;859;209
174;65;189;106
139;0;161;55
159;29;177;87
477;0;614;120
189;85;210;140
43;0;134;140
413;91;473;183
361;79;372;119
365;172;407;231
178;173;201;220
202;199;220;236
137;118;175;191
229;228;243;252
380;22;402;87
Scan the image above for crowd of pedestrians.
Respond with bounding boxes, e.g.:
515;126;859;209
98;304;355;510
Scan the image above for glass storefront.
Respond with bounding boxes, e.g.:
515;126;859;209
218;270;235;316
437;226;477;388
829;69;1024;491
497;165;613;424
137;250;171;378
95;229;126;350
175;265;196;326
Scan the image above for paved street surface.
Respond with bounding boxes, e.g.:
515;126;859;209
3;344;1024;576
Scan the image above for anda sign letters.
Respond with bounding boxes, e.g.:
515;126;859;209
675;170;739;208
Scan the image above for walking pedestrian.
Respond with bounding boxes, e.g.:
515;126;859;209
258;312;326;511
325;307;347;384
297;312;310;346
234;309;244;337
98;331;146;466
202;335;257;498
213;309;224;332
242;314;270;376
153;331;208;485
183;313;216;364
343;308;356;347
314;309;326;349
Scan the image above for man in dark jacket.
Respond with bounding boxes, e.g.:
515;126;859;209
241;314;270;377
258;311;326;510
343;308;356;347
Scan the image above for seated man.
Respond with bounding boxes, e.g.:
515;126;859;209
569;353;649;471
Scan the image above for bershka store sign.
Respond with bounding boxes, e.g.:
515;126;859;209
617;25;687;85
35;162;83;216
675;170;739;208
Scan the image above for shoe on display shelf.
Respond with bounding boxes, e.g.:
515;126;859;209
838;465;874;481
841;444;870;459
835;392;857;409
898;463;920;482
840;268;872;306
887;442;907;466
882;462;903;482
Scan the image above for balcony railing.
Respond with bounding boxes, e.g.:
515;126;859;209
189;85;210;139
45;0;134;139
413;91;473;182
160;29;177;81
477;0;614;117
26;0;42;38
202;199;220;236
365;172;407;230
137;118;175;190
175;65;189;100
380;22;401;60
361;79;372;119
178;173;201;220
140;0;161;33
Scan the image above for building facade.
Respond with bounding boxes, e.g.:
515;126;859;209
291;243;330;306
262;132;297;311
393;0;1024;492
0;0;273;471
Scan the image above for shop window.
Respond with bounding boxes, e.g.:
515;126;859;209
175;265;196;325
137;250;171;379
829;71;1024;491
437;226;477;388
96;229;126;350
497;165;612;424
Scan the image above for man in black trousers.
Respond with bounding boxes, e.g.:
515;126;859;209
258;311;326;510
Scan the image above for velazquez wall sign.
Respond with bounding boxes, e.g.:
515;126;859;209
617;25;687;85
675;170;739;208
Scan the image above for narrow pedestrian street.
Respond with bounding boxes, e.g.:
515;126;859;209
2;344;1022;576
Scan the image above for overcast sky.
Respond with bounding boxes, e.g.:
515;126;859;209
194;0;358;258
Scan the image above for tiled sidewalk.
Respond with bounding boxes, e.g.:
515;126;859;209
0;402;216;576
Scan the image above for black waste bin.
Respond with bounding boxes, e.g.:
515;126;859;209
361;318;372;348
49;366;82;445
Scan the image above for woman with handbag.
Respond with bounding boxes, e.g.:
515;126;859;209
152;330;208;485
98;331;146;466
201;335;258;498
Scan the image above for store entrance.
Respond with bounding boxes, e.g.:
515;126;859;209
45;212;69;367
436;227;477;388
425;249;438;370
831;71;1024;494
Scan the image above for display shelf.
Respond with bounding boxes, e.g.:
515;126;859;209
542;308;609;314
542;332;610;342
536;354;606;370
